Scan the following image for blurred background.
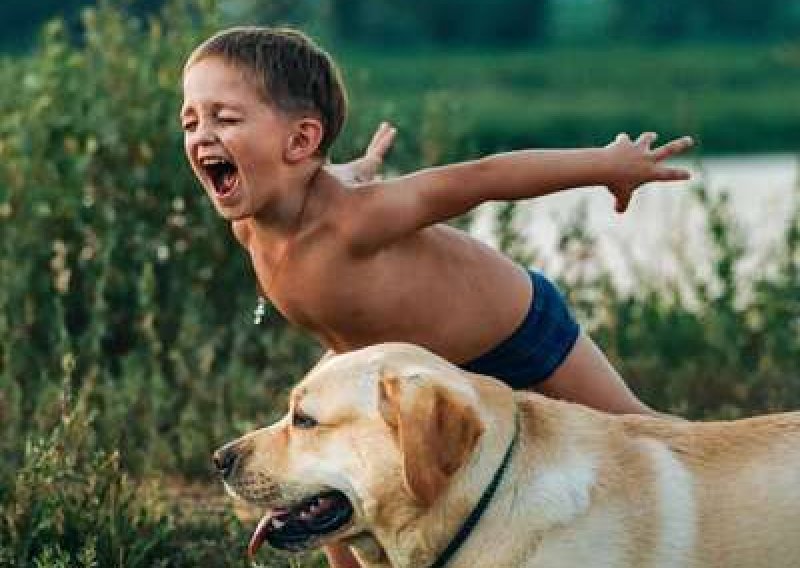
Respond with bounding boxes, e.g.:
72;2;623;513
0;1;798;566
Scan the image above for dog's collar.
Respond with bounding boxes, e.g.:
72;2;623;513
428;407;519;568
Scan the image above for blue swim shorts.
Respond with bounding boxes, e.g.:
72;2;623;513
459;270;580;388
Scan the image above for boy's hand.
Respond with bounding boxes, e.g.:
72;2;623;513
604;132;694;212
327;122;397;184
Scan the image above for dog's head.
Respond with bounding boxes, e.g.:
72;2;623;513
214;343;487;556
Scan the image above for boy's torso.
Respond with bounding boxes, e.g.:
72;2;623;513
233;187;533;364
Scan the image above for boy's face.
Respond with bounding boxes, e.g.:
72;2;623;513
181;57;293;221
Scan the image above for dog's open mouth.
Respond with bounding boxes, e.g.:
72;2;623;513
203;158;239;198
249;490;354;555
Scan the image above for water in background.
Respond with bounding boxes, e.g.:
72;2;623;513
472;154;800;291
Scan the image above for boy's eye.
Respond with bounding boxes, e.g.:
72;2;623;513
181;120;197;132
292;410;318;429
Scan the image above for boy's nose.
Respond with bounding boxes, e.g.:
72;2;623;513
193;126;218;146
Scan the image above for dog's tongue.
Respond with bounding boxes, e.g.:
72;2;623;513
248;516;270;557
248;509;288;558
247;497;344;556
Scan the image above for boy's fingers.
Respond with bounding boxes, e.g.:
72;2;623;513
367;122;396;158
653;136;694;160
370;128;396;158
366;123;388;150
655;167;691;181
635;131;657;148
615;132;631;143
376;121;395;141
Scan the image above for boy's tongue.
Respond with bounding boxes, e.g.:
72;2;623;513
216;168;238;196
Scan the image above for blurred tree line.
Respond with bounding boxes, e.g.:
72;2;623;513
609;0;800;43
326;0;800;46
3;0;800;51
1;0;166;51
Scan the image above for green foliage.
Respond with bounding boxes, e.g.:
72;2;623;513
4;0;800;54
327;0;550;47
0;392;175;567
0;379;321;567
0;0;325;480
341;44;800;155
610;0;800;42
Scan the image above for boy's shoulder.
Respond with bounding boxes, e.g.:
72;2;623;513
306;180;404;256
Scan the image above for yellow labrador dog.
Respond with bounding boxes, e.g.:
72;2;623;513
214;343;800;567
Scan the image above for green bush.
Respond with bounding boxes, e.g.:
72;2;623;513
0;0;325;479
0;389;176;567
342;44;800;154
0;378;323;567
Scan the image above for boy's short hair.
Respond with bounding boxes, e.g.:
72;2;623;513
186;27;347;156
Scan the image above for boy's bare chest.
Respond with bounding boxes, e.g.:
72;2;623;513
245;231;462;345
247;236;384;333
243;224;531;358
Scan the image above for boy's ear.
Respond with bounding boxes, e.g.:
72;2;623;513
284;117;324;163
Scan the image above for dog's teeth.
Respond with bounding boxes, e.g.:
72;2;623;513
271;517;286;529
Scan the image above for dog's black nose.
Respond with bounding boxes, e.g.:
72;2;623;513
212;444;238;478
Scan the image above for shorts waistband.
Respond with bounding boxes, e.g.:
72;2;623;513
459;270;580;388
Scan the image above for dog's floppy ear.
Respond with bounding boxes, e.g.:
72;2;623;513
379;371;484;506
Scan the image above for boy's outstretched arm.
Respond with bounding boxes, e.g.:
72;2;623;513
349;132;693;250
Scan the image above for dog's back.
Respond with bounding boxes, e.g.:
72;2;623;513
623;411;800;567
511;395;800;568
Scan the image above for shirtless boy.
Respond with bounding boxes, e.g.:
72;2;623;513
181;27;694;567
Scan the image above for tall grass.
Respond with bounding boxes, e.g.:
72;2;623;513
0;386;174;567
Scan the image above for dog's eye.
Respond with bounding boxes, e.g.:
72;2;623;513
292;411;318;429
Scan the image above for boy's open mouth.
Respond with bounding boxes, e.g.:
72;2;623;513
202;157;239;197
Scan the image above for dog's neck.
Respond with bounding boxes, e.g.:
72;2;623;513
357;392;603;568
426;407;520;568
441;396;602;567
370;381;521;568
